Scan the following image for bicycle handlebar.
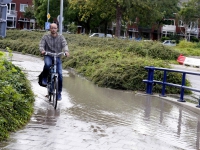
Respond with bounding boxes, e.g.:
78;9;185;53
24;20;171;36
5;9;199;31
45;52;66;57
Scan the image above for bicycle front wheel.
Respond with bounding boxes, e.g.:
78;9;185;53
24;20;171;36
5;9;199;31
52;76;58;109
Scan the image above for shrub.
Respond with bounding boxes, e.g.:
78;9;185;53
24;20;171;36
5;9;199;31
190;36;199;43
0;52;34;141
161;36;170;42
178;40;196;49
63;48;188;94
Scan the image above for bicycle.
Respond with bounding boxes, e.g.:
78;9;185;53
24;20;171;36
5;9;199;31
45;52;65;109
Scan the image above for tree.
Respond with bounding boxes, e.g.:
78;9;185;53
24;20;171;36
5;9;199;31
68;0;131;36
153;0;180;39
178;0;200;41
33;0;64;28
68;0;115;34
128;0;180;39
33;0;47;28
109;0;132;37
23;5;35;19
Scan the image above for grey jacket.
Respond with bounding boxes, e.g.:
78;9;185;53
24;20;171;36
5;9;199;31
39;33;69;53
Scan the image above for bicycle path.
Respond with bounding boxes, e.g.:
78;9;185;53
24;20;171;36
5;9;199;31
0;52;200;150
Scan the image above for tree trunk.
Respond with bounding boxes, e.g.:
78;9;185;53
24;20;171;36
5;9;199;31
115;4;122;37
184;25;188;41
104;21;108;36
157;23;161;40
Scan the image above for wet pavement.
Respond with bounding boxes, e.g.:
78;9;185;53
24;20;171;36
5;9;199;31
0;52;200;150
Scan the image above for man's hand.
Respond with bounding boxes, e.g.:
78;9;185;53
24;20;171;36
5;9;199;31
65;52;70;57
41;50;46;55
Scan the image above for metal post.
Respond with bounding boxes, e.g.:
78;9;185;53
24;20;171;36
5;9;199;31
146;66;155;94
47;0;49;22
160;70;167;97
178;73;186;102
196;96;200;108
0;4;7;38
59;0;63;35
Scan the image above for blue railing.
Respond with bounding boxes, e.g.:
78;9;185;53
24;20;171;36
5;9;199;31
143;66;200;103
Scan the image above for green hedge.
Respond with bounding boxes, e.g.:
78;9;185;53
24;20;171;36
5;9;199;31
63;47;189;94
0;51;34;141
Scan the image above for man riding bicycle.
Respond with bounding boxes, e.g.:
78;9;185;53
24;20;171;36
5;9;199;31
39;23;70;101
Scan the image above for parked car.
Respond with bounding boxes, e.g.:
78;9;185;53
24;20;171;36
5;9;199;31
89;33;113;38
106;34;113;38
162;40;176;46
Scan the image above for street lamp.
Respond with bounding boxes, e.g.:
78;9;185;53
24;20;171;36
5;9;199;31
47;0;49;22
59;0;63;35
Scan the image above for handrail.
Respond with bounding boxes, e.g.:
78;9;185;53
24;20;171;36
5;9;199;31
143;66;200;104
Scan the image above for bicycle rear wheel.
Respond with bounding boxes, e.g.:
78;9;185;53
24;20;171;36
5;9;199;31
52;76;58;109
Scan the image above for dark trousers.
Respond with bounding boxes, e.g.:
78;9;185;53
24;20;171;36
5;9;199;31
43;55;63;93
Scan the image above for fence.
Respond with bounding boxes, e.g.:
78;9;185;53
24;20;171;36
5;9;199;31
143;66;200;105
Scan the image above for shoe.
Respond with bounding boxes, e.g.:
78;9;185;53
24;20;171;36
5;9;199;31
42;78;47;86
57;93;62;101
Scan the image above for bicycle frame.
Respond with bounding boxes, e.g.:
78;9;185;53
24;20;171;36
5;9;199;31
45;52;65;109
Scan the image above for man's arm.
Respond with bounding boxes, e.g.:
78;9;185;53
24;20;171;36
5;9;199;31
39;35;46;54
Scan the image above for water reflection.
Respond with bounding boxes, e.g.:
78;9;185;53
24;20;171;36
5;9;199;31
159;100;164;124
144;96;151;120
177;109;182;138
63;72;200;150
196;120;200;149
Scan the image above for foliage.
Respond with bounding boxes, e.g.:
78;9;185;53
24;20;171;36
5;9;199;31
176;40;200;56
177;0;200;41
23;5;35;19
0;30;193;95
190;36;199;42
130;0;179;28
33;0;64;28
161;34;181;43
161;36;170;42
33;0;181;37
63;47;189;94
68;0;116;34
67;22;77;34
178;40;197;49
0;51;35;141
6;47;13;61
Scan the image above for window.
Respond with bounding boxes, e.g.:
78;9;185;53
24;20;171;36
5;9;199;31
20;4;28;12
163;19;175;26
11;3;16;10
7;3;16;14
178;20;184;27
7;17;16;28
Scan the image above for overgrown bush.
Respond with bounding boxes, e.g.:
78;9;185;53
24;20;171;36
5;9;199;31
190;36;199;43
161;36;170;42
126;41;180;60
176;40;200;56
0;51;34;141
63;48;190;94
178;40;196;48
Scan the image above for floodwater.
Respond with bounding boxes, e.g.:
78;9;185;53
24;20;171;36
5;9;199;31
64;72;200;150
0;52;200;150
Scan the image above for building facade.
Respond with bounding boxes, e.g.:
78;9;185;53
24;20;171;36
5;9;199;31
124;18;200;41
7;0;35;29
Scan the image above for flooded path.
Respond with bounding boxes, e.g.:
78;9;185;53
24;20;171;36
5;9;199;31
0;52;200;150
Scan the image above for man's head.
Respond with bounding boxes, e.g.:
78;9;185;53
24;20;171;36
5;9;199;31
50;23;58;36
